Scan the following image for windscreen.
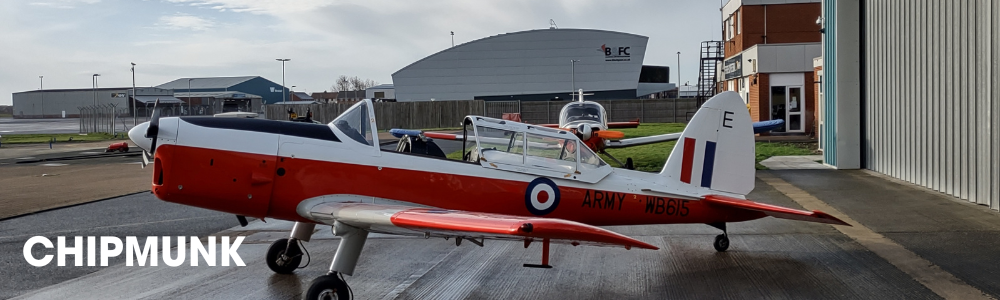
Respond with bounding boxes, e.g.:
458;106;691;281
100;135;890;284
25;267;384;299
331;102;372;145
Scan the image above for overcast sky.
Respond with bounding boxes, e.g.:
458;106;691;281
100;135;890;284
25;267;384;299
0;0;723;105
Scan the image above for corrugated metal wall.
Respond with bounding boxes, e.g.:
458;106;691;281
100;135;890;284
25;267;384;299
863;0;998;209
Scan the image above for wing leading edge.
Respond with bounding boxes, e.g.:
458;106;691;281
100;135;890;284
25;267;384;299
300;201;658;250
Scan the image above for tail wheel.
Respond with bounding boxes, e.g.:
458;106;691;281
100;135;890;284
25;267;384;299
713;234;730;252
266;238;301;274
306;274;350;300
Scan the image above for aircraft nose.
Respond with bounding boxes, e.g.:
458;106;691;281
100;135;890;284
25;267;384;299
129;122;152;151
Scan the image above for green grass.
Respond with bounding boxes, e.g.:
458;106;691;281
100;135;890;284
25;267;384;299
430;122;818;171
0;113;12;118
0;133;129;145
754;142;819;169
602;124;818;171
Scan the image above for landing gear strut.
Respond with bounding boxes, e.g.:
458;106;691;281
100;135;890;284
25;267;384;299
306;221;368;300
709;222;730;252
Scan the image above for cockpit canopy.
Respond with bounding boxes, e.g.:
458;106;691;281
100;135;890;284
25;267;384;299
463;116;611;183
331;101;374;146
558;102;607;129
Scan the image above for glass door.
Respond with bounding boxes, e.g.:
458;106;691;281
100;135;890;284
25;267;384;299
770;86;786;132
786;87;804;132
769;85;804;133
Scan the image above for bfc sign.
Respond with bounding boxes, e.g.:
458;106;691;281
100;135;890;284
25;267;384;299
600;44;631;62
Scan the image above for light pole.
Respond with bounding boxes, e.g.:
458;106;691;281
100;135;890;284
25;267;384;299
39;76;43;118
571;59;580;98
131;63;137;125
187;78;193;115
676;52;681;87
92;74;100;132
92;74;100;106
450;31;454;47
276;58;290;104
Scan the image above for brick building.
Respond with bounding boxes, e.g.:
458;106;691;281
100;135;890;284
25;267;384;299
718;0;822;135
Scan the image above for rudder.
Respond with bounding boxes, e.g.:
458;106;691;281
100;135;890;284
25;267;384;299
660;92;754;195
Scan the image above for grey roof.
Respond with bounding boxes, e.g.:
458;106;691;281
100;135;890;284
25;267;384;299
292;92;313;100
174;91;262;99
272;100;318;105
156;76;259;90
134;95;184;104
369;84;394;89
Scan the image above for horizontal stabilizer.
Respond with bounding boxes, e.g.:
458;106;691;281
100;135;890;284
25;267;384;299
703;195;850;226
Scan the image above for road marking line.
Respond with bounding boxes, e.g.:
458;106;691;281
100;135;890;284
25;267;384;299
757;173;993;300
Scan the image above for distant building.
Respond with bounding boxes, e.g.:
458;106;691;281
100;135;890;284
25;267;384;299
12;87;133;118
311;91;338;103
365;84;395;101
392;28;674;102
290;92;314;102
156;76;286;107
717;0;821;135
337;90;365;102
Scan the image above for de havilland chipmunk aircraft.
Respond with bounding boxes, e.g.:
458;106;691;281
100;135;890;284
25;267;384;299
390;89;785;168
128;92;846;300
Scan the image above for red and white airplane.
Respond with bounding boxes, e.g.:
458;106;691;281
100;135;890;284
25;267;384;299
129;92;847;300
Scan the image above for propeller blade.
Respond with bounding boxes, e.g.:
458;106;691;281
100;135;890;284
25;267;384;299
145;99;161;154
595;130;625;139
141;150;150;168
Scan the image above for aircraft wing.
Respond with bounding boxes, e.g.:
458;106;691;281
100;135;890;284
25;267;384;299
703;195;851;226
389;129;465;141
606;118;641;129
299;201;658;250
604;132;682;148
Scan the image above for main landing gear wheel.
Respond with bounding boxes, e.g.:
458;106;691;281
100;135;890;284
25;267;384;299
266;238;302;274
713;234;730;252
306;274;350;300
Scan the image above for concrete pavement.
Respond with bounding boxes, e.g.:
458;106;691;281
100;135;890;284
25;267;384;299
8;169;999;299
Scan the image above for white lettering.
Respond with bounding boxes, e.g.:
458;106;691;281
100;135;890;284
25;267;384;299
126;237;158;267
162;236;185;267
23;236;53;267
100;237;123;266
190;236;215;266
57;236;83;267
87;236;96;266
221;236;245;267
26;236;241;267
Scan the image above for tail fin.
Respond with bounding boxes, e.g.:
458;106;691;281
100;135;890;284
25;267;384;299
660;92;754;195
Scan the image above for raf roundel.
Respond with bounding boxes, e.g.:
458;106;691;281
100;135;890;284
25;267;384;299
524;177;560;215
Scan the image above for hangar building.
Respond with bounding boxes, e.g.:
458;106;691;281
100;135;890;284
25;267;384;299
820;0;999;209
156;76;286;107
391;28;674;102
12;87;132;118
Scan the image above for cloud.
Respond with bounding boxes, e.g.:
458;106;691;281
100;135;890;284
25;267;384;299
158;13;215;31
0;0;723;105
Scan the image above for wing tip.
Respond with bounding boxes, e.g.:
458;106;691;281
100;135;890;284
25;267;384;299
811;210;852;226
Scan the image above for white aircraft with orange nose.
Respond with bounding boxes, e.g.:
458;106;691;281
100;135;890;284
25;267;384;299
129;92;847;300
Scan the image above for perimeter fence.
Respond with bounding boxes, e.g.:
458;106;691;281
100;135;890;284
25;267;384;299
264;98;699;130
78;104;130;134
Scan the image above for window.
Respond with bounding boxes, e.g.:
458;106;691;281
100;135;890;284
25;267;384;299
736;10;741;35
578;145;606;169
332;102;373;145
